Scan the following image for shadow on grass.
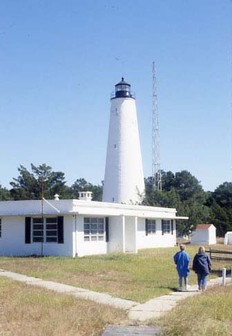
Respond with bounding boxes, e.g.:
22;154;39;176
158;286;179;292
168;287;179;292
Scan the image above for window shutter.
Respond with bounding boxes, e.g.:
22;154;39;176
171;220;174;235
57;216;64;244
145;219;148;235
105;217;109;242
25;217;31;244
161;220;164;235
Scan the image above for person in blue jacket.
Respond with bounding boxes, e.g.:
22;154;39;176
192;246;211;291
173;244;190;291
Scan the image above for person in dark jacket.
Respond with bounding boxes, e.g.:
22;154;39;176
173;244;190;291
192;246;211;291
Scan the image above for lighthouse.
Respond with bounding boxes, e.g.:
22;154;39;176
103;78;145;204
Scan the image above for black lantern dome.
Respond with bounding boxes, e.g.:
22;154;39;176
111;77;134;99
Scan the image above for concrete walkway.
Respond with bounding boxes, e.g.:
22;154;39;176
102;325;161;335
0;269;230;335
0;269;137;310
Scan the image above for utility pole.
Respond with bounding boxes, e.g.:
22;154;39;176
41;178;44;257
152;61;162;191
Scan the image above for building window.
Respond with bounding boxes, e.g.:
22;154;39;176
145;219;156;235
84;217;105;241
32;217;58;243
32;218;44;242
162;220;172;234
46;217;58;242
0;218;1;237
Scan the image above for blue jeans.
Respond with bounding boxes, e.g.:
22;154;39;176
179;275;188;288
197;273;208;290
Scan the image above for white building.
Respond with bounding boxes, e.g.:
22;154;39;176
0;195;187;257
224;232;232;245
191;224;216;245
103;78;145;204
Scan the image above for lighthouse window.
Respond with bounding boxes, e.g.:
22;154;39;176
117;84;128;91
84;217;105;241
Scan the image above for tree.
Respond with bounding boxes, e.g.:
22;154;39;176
209;201;230;236
211;182;232;208
207;182;232;236
172;170;205;202
161;171;175;191
144;170;210;236
177;199;210;236
0;185;12;200
143;186;181;209
10;164;69;200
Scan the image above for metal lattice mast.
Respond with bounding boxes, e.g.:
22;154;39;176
152;61;162;191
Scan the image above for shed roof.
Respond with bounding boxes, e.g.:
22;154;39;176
196;224;214;230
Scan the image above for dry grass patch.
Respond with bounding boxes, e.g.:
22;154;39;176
156;284;232;336
0;277;126;336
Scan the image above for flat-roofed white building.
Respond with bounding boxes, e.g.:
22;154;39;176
0;196;187;257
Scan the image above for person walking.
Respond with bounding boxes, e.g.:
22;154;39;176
192;246;211;291
173;244;190;291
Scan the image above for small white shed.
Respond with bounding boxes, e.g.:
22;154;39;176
191;224;216;245
224;232;232;245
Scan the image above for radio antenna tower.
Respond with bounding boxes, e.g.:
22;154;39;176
152;61;162;191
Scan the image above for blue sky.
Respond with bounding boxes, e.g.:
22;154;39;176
0;0;231;192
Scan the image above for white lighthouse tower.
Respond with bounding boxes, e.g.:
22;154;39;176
103;78;145;204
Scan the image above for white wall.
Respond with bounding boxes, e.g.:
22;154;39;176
191;230;209;245
0;213;178;257
74;215;107;257
208;227;216;244
107;216;125;253
125;216;137;253
0;216;73;257
0;216;35;256
136;219;176;249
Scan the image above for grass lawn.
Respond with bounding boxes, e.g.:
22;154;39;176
156;284;232;336
0;244;232;303
1;244;232;335
0;276;126;336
